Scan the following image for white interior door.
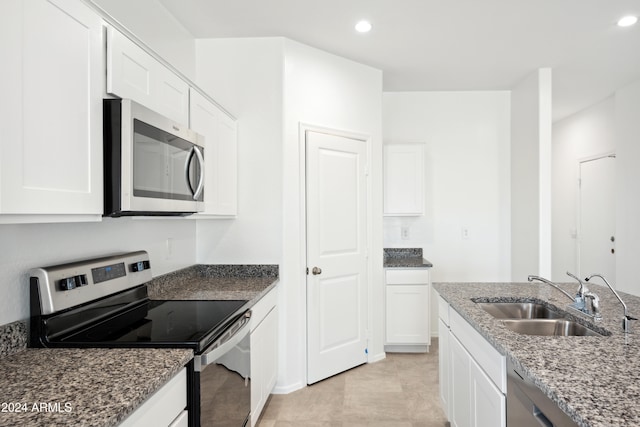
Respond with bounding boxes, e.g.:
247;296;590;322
579;156;616;281
306;130;368;385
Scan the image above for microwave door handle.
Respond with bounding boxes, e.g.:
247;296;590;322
185;147;196;196
192;146;204;200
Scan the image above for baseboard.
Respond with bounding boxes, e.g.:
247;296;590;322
368;351;386;363
271;380;305;395
384;344;429;353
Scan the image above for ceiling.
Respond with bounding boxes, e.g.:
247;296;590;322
159;0;640;121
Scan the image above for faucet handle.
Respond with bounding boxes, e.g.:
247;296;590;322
623;315;638;333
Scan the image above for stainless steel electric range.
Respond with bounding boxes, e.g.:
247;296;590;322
28;251;251;427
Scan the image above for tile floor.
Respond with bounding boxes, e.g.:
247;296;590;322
257;339;448;427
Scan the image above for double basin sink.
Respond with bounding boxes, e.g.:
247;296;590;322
475;301;605;337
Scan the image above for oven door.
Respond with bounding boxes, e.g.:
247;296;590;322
195;311;251;427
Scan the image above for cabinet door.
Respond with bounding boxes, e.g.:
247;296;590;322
449;333;470;427
189;89;238;216
107;27;189;124
383;144;424;216
438;319;450;420
0;0;103;218
470;357;506;427
386;284;429;344
250;306;278;427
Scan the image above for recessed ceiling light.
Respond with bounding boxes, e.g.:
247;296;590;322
355;20;372;33
617;15;638;27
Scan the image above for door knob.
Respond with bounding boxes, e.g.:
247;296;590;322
312;267;322;275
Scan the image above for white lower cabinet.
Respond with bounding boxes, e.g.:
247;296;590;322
385;269;431;352
438;294;505;427
119;368;187;427
438;318;450;419
469;356;505;427
449;333;471;427
250;287;278;426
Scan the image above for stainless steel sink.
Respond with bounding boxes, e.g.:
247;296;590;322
502;319;602;337
477;302;563;319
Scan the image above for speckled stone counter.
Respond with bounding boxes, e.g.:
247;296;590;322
433;281;640;427
147;264;279;302
0;320;27;357
0;347;192;427
383;248;433;268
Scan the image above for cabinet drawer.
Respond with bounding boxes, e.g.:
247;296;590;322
120;368;187;427
250;286;278;332
450;309;505;393
438;294;450;326
385;269;429;285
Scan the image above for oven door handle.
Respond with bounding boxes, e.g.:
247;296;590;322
195;312;251;372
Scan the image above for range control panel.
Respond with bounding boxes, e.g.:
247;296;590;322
31;251;153;315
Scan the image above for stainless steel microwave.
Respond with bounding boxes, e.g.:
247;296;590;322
103;99;205;217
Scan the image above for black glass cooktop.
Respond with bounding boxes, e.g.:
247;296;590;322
52;299;247;352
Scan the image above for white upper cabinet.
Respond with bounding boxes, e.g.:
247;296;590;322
189;89;238;217
106;26;189;125
0;0;103;221
383;144;424;216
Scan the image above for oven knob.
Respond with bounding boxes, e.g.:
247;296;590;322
76;274;88;286
59;277;77;291
131;260;151;272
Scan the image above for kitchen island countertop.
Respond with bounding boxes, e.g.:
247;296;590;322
434;281;640;427
0;347;192;427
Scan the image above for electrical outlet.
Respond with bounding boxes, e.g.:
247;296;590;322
461;227;469;240
401;226;410;240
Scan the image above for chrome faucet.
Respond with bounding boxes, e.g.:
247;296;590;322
527;275;575;301
585;274;637;333
566;271;589;308
528;273;600;319
583;291;602;320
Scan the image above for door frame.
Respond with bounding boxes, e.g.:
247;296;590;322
576;151;615;277
298;122;374;385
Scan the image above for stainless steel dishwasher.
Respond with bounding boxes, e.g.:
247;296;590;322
507;359;578;427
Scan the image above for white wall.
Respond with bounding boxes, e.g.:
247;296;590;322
91;0;196;80
281;39;384;390
615;79;640;295
0;219;195;325
195;36;383;393
551;97;615;280
510;69;552;280
383;92;512;282
194;38;284;264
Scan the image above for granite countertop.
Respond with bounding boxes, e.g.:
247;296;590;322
383;248;433;269
0;347;192;427
0;263;279;427
146;264;279;302
433;281;640;427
